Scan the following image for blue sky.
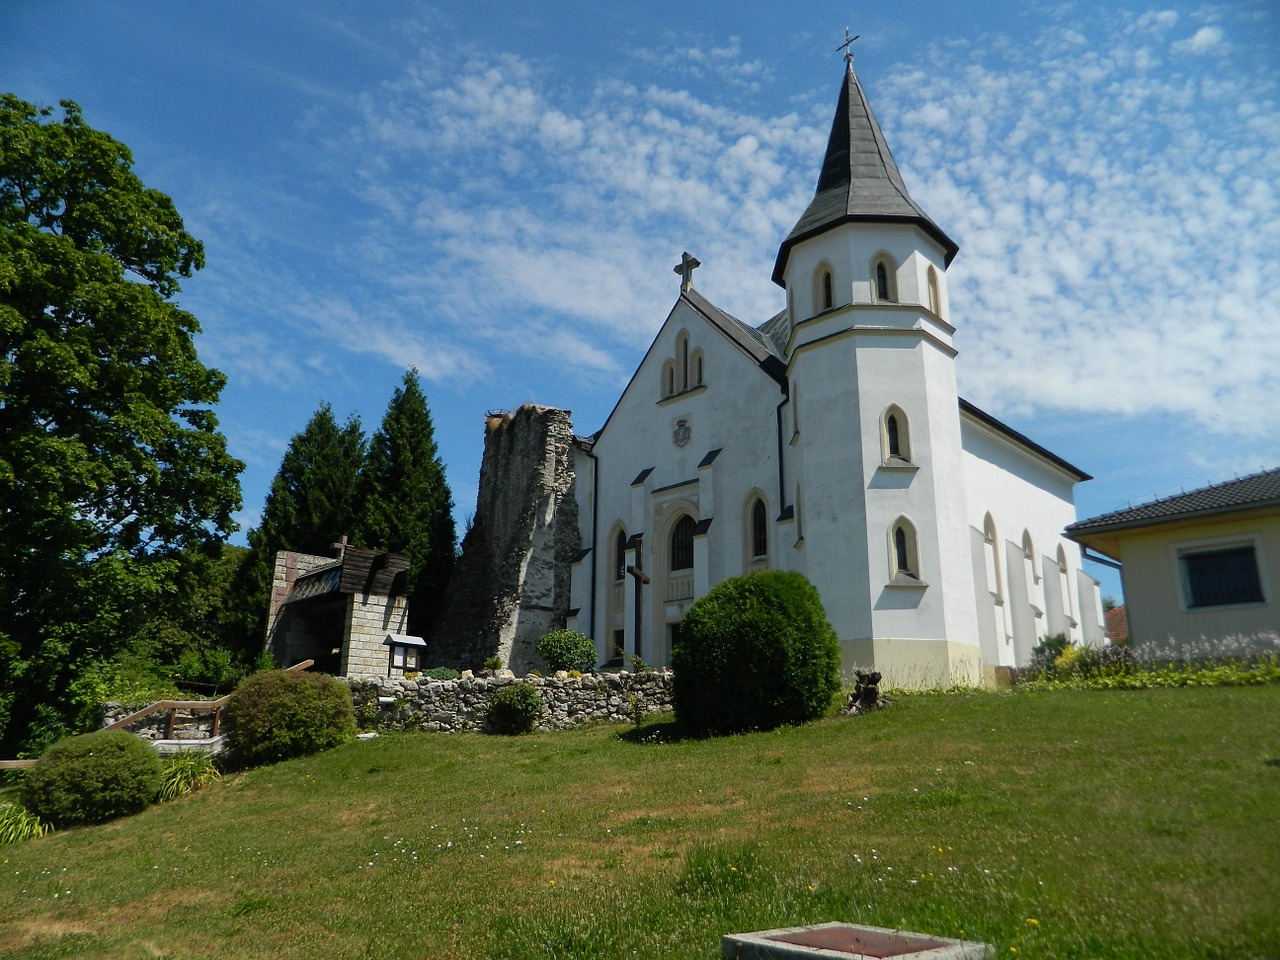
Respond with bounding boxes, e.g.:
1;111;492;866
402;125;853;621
3;1;1277;601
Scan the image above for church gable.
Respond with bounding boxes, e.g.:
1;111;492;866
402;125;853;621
590;288;786;452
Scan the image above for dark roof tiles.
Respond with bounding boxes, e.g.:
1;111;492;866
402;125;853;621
1068;467;1280;534
773;63;958;286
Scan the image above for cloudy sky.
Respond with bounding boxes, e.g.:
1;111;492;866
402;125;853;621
3;0;1277;599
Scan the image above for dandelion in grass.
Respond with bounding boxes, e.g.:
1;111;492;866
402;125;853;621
1026;918;1039;926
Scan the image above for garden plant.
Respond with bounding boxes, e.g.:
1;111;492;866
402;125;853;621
672;570;841;734
223;669;355;766
20;729;163;828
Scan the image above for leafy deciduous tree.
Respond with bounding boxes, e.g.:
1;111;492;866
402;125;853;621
0;95;243;754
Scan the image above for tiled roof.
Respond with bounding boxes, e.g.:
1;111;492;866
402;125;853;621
1068;467;1280;535
683;288;787;384
773;63;958;286
1104;605;1129;641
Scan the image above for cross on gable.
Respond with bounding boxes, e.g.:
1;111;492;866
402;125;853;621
330;534;350;559
673;251;701;292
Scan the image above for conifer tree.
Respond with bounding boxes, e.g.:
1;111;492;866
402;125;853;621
356;370;455;636
227;406;365;656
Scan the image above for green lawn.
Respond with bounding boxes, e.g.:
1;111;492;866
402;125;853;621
1;687;1278;959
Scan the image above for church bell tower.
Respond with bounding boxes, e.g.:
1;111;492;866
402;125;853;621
776;57;980;681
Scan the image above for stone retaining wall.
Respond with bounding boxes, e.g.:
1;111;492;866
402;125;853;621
345;671;673;733
100;704;218;741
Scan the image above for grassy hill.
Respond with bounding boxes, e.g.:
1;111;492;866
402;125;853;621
2;686;1278;959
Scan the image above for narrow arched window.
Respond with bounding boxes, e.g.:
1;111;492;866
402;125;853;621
881;405;911;464
692;350;704;387
876;262;890;301
662;360;675;398
821;269;833;310
894;526;910;572
751;499;768;560
676;333;689;392
984;513;1002;599
614;528;628;582
927;266;941;315
670;515;695;571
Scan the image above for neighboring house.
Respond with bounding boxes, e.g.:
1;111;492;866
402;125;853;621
1067;468;1280;650
266;546;422;677
557;61;1103;688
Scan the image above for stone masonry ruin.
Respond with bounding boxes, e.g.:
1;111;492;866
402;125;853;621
430;404;580;674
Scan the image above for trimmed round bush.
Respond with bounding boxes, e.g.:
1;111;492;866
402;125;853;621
672;570;841;735
487;683;543;735
21;729;162;828
536;629;597;673
224;669;355;766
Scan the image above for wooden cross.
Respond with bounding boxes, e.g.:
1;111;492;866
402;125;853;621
673;251;701;292
331;534;349;559
836;26;860;66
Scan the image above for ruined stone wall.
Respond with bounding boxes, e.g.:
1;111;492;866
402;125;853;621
431;405;579;672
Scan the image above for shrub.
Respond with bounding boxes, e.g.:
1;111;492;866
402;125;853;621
21;730;163;828
158;750;222;802
536;629;597;673
487;683;543;735
0;802;51;845
421;666;461;681
482;656;504;672
223;670;355;766
672;570;841;735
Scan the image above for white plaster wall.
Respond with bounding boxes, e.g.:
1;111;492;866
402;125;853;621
960;416;1092;662
783;222;949;324
580;297;787;667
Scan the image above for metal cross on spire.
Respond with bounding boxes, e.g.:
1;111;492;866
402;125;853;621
673;251;701;292
836;26;860;66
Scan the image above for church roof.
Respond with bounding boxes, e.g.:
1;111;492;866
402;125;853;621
773;63;959;286
1067;467;1280;536
683;287;787;385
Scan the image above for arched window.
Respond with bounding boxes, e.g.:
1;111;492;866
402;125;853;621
1022;530;1041;613
1057;544;1074;625
880;405;911;463
750;498;768;560
662;360;675;398
873;257;897;303
927;266;941;315
813;264;834;314
670;515;695;571
613;528;628;582
983;513;1003;599
676;332;689;392
890;518;920;580
692;350;704;387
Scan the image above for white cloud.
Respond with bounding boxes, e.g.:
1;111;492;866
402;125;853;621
1172;25;1226;55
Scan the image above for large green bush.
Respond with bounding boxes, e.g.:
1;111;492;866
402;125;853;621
21;729;163;828
487;683;543;735
672;570;841;735
223;669;355;766
536;629;597;672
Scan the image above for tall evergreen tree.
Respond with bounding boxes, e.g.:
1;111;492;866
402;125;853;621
227;406;365;657
356;370;455;637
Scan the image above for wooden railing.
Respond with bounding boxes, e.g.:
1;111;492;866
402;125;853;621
0;660;314;770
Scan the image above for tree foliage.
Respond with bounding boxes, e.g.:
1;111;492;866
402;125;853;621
227;406;365;657
355;370;455;636
0;95;242;754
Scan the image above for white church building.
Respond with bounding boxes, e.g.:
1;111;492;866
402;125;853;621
562;62;1105;686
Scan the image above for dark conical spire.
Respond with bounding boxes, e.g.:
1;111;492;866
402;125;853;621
772;63;958;286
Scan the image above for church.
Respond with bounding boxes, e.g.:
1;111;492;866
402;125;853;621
556;59;1106;687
